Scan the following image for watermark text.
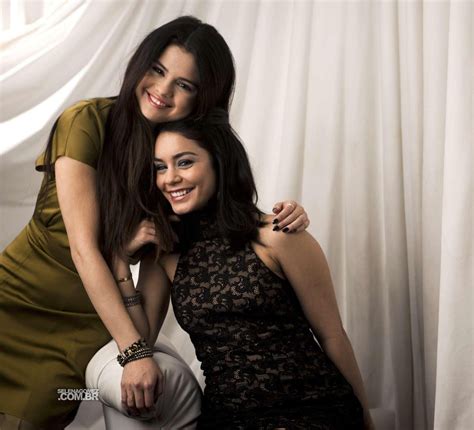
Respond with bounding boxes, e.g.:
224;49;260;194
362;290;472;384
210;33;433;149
57;388;99;401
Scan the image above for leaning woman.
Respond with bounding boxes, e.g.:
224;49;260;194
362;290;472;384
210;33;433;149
0;16;309;429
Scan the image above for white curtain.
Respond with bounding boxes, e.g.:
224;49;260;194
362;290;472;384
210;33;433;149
0;1;472;429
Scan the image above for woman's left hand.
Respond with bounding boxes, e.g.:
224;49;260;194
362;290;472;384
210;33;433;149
272;200;310;233
122;219;160;261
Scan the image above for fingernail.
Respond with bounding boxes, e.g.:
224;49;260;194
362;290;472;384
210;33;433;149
272;207;278;213
273;226;280;231
272;218;279;224
282;227;289;233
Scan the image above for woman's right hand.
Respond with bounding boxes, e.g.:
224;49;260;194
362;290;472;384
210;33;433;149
123;219;160;260
121;356;163;417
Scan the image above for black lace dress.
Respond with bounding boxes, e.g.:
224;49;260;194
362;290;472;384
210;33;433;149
171;212;364;429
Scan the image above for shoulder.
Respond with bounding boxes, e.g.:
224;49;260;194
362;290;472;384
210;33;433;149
258;213;318;256
258;215;316;250
58;98;114;129
54;98;115;146
35;98;116;171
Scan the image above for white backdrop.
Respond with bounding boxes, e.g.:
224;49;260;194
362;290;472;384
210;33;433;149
0;1;472;430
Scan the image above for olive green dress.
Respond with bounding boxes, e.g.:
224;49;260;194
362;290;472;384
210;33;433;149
0;99;114;429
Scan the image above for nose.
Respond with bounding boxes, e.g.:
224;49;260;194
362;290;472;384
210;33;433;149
156;77;173;98
164;167;181;186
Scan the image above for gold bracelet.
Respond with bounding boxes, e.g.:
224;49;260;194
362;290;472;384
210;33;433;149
116;274;133;284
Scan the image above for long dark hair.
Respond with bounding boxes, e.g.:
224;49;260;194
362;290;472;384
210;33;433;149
94;16;235;263
159;110;264;248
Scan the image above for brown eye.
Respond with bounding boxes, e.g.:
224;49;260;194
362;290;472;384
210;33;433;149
176;80;192;92
154;163;166;172
177;159;193;167
151;65;164;75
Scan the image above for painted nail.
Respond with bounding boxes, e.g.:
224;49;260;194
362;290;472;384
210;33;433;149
273;226;280;231
272;218;279;224
282;227;289;233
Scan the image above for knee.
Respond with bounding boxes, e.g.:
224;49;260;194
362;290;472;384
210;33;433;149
85;342;201;425
156;352;202;405
154;354;202;428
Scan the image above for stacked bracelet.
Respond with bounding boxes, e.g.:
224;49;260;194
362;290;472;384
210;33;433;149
117;338;153;367
123;348;153;365
122;291;142;308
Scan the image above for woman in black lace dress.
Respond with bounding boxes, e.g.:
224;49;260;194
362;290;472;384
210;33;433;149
124;111;374;429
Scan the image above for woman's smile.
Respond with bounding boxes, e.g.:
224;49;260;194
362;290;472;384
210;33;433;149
146;90;171;109
136;44;199;124
154;131;216;215
168;187;194;201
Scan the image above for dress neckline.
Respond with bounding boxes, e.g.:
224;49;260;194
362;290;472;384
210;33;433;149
174;203;221;247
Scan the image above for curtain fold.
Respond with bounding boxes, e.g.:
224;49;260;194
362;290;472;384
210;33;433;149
1;1;472;429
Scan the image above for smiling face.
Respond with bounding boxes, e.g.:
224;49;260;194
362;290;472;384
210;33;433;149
154;131;217;215
135;44;200;124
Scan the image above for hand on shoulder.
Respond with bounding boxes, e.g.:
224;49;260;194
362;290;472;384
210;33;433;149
259;213;315;255
258;213;331;284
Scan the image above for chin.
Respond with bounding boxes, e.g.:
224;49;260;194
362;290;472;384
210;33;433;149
171;203;194;215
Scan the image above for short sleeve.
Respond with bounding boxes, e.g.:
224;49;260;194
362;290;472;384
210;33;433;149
35;101;106;172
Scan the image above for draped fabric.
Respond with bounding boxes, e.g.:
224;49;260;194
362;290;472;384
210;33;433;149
0;1;472;429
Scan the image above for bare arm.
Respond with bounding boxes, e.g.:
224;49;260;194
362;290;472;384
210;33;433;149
264;226;374;429
135;255;171;347
56;156;142;350
111;255;150;342
56;157;162;415
116;219;172;347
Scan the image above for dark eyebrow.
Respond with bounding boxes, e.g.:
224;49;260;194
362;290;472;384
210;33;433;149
154;151;199;162
154;60;199;88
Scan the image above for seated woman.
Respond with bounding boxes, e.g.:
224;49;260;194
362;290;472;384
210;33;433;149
99;110;374;429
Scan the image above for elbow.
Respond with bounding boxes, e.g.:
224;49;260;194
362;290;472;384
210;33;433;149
318;326;349;346
70;241;101;270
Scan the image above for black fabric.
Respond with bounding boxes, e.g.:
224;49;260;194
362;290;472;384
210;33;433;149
171;210;364;429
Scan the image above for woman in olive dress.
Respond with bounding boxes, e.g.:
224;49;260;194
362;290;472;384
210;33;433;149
0;16;310;429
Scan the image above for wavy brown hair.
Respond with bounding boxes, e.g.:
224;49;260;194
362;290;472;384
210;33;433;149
158;110;264;249
40;16;236;265
97;16;236;264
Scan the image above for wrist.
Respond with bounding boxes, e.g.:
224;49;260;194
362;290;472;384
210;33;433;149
112;254;130;275
117;338;153;367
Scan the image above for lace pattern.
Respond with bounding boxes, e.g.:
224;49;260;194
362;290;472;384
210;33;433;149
171;213;363;429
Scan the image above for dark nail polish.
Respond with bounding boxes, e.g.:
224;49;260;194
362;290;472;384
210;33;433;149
272;218;279;224
282;227;289;233
273;226;280;231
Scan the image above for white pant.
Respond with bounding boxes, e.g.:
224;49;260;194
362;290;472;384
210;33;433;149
85;335;202;429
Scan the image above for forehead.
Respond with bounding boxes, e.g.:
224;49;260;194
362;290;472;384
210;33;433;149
157;44;199;81
155;131;206;157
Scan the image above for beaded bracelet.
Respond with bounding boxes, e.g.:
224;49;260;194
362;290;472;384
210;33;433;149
118;347;153;366
123;291;142;308
122;349;153;365
117;338;152;367
121;338;147;356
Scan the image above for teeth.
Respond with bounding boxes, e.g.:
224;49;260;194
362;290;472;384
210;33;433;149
149;93;167;107
170;189;191;197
